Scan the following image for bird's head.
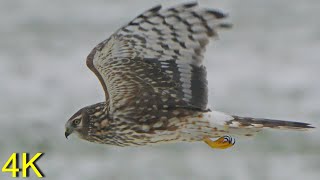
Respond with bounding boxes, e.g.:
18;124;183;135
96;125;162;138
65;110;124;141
65;102;108;139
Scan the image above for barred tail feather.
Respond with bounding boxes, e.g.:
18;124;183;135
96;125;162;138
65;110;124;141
227;115;315;131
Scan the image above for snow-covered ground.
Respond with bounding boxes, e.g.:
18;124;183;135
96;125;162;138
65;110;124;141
0;0;319;179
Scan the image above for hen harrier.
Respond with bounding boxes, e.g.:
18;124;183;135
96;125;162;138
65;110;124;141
65;2;314;149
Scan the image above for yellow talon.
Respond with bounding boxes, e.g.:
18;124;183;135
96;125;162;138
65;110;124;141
203;135;235;149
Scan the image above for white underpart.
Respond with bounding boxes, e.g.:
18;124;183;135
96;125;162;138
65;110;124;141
251;123;264;128
204;111;234;126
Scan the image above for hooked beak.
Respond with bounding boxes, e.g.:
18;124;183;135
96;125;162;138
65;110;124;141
65;128;72;139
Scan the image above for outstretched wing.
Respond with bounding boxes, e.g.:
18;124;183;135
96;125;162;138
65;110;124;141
86;2;230;122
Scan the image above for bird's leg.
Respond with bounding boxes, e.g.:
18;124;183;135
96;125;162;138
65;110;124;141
203;135;235;149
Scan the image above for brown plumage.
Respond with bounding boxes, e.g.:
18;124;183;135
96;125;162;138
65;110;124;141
65;2;314;147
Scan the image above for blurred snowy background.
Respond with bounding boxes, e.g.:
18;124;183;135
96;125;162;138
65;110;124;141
0;0;319;179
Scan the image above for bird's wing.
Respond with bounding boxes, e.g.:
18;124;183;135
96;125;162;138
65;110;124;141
86;2;230;122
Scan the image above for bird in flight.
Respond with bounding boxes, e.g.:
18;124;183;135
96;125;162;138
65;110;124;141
65;2;314;149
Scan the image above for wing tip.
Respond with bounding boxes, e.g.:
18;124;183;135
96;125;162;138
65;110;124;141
287;121;315;129
148;4;162;13
182;1;198;9
305;123;315;129
205;9;228;19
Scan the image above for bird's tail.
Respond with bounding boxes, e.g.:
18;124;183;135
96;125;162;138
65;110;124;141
227;115;314;130
181;111;315;141
199;111;314;138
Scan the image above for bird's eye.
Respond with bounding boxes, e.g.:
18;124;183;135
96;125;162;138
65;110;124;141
73;119;81;125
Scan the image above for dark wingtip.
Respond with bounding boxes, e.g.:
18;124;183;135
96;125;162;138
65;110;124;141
149;4;162;13
290;121;315;129
306;124;315;129
219;23;233;29
183;1;198;8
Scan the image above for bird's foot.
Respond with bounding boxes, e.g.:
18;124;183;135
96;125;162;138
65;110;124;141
203;135;235;149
